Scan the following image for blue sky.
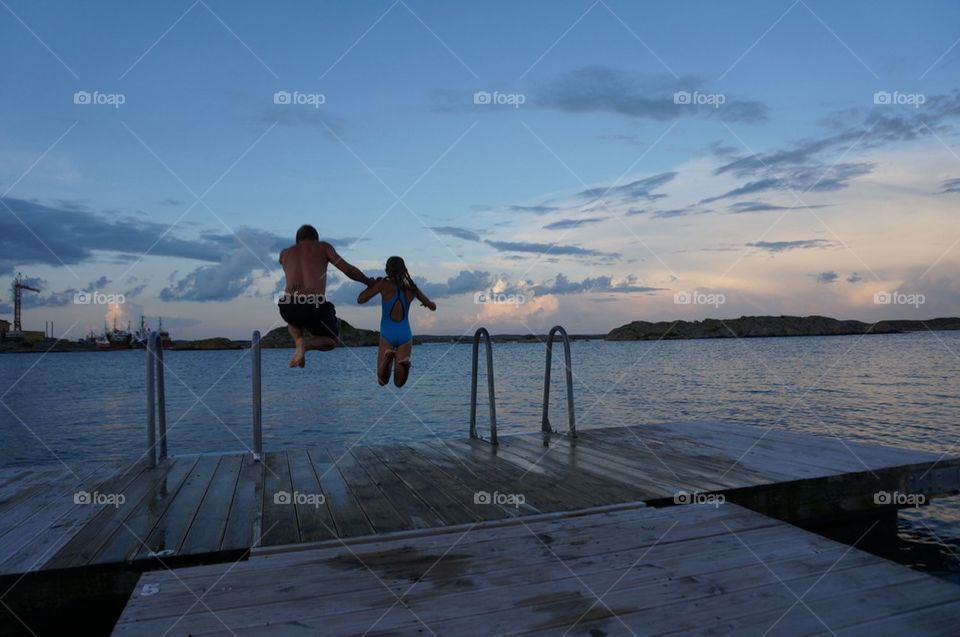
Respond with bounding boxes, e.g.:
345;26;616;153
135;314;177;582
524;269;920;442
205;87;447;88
2;0;959;338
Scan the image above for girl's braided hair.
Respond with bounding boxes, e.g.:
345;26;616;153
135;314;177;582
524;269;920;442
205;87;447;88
385;256;419;292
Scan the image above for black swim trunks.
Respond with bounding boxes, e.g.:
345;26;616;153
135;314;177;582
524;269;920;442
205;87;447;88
278;293;339;339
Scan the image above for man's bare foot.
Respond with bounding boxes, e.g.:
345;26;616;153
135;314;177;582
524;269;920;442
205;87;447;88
289;340;306;368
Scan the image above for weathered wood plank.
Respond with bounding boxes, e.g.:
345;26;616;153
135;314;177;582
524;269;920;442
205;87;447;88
220;453;262;551
260;451;299;547
308;448;374;538
180;454;244;555
285;449;336;542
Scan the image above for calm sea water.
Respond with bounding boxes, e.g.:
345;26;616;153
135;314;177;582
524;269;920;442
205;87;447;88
2;332;958;579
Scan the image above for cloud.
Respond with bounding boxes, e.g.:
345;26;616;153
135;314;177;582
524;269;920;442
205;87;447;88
814;271;839;283
941;178;960;194
159;228;283;302
539;66;768;124
846;272;865;283
484;240;618;258
575;172;676;203
748;239;833;253
529;273;664;296
705;91;960;204
542;217;606;230
701;163;873;204
728;201;829;213
159;199;184;207
508;205;559;215
428;226;482;241
0;197;247;270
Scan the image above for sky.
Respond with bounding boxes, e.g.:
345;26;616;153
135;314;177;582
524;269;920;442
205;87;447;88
1;0;959;339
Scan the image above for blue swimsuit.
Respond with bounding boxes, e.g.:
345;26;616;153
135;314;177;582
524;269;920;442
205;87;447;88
380;281;413;347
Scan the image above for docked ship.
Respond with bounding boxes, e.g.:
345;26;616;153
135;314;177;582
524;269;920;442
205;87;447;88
95;318;133;350
133;316;174;350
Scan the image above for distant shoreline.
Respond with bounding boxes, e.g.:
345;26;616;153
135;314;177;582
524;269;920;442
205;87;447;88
2;315;957;354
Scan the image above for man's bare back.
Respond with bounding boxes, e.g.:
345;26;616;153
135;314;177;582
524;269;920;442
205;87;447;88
279;240;334;295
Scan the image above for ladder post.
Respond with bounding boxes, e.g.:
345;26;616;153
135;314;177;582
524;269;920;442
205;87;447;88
469;327;497;445
145;333;156;468
541;325;576;437
154;333;167;461
252;330;262;461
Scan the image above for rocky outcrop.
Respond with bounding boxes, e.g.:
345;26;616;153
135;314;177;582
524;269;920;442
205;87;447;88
606;315;918;341
260;319;379;348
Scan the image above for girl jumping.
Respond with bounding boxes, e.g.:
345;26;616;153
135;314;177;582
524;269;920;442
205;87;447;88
357;256;436;387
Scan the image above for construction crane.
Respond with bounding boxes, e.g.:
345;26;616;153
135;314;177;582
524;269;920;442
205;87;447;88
12;272;40;333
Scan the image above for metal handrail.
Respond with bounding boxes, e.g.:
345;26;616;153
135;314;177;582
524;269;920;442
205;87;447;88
541;325;576;437
145;332;167;467
252;330;262;462
469;327;498;445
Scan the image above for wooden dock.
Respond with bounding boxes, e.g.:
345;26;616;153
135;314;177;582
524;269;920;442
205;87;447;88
1;421;959;635
1;421;958;578
112;501;960;636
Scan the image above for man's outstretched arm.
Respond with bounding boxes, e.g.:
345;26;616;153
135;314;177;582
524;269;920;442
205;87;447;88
325;243;373;286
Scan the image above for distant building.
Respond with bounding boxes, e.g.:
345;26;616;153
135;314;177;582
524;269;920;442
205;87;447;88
0;319;9;338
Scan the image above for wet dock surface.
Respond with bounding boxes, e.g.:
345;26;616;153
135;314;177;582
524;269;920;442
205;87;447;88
112;501;960;636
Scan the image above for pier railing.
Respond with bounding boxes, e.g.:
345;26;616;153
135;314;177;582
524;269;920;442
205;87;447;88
252;330;262;461
541;325;576;437
145;332;167;467
469;327;498;445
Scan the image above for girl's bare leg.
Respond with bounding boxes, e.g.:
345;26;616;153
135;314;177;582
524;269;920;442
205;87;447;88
377;338;395;386
393;340;413;387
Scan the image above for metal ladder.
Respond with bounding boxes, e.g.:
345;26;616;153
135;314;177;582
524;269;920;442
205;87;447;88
469;325;576;444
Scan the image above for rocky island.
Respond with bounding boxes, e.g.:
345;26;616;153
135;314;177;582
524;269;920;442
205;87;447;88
605;315;960;341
